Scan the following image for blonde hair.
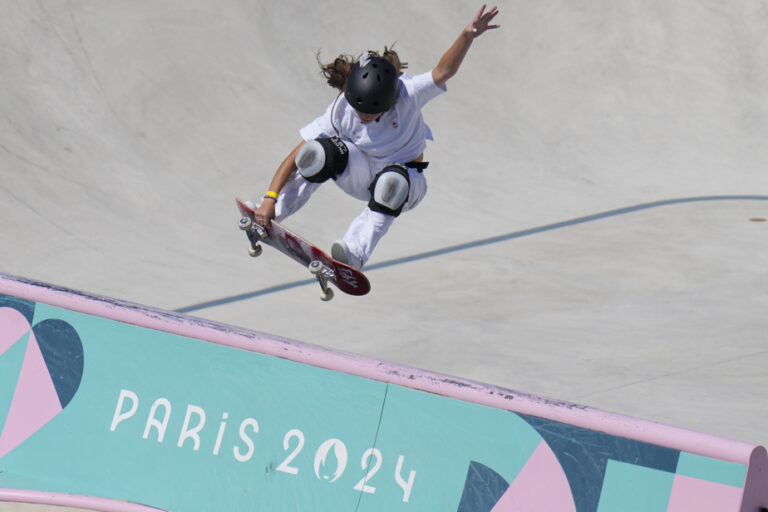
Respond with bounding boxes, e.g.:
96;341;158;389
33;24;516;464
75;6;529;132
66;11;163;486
317;46;408;91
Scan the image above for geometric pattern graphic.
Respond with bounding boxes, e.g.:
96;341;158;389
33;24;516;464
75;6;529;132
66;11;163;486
456;461;510;511
491;441;577;511
521;413;680;511
666;474;744;512
456;443;578;512
456;413;749;512
0;303;84;458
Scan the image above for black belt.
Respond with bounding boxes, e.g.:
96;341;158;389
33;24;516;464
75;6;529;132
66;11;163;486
404;161;429;172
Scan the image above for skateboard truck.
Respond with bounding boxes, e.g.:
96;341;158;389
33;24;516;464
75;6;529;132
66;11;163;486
238;216;335;301
238;216;264;257
309;260;334;301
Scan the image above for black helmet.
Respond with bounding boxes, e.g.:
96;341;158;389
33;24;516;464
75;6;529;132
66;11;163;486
344;55;399;114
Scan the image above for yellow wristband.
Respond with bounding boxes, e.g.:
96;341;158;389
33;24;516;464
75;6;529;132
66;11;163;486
264;190;279;201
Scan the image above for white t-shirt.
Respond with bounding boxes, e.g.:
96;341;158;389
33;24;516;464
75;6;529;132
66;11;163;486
299;71;447;173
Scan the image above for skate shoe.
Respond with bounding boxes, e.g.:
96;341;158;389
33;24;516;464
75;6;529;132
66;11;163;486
331;240;362;270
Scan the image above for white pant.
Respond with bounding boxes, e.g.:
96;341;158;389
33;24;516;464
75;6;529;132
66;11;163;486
271;143;427;268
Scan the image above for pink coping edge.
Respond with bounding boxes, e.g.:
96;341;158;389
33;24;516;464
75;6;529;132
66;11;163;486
1;275;765;484
0;488;165;511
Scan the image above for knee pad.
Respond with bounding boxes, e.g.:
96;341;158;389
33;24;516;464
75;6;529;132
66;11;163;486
368;164;410;217
296;137;349;183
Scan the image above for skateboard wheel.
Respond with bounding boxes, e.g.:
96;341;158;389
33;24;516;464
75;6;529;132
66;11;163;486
248;244;262;257
239;217;253;230
321;288;334;301
309;260;324;275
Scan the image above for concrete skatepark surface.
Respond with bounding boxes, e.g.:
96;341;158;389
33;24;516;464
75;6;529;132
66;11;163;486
1;1;767;510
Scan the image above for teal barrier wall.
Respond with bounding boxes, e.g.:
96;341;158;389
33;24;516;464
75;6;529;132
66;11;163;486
1;278;766;511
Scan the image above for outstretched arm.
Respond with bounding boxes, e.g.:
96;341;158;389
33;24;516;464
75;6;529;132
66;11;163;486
253;140;305;226
432;5;500;88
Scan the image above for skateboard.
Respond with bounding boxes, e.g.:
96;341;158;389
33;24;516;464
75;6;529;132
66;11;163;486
236;198;371;300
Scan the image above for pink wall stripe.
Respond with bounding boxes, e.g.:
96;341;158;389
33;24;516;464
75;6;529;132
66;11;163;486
0;488;165;511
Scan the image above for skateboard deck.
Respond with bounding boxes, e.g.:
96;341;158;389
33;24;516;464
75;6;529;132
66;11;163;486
236;198;370;299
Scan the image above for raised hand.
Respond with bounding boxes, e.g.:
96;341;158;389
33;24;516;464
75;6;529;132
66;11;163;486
466;4;500;38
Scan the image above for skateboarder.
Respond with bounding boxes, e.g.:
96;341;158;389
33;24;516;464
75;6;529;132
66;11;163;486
251;5;500;269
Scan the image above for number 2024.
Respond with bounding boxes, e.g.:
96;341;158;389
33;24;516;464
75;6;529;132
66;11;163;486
276;429;416;503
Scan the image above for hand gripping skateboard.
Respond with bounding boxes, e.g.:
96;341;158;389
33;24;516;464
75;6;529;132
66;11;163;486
236;198;371;301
